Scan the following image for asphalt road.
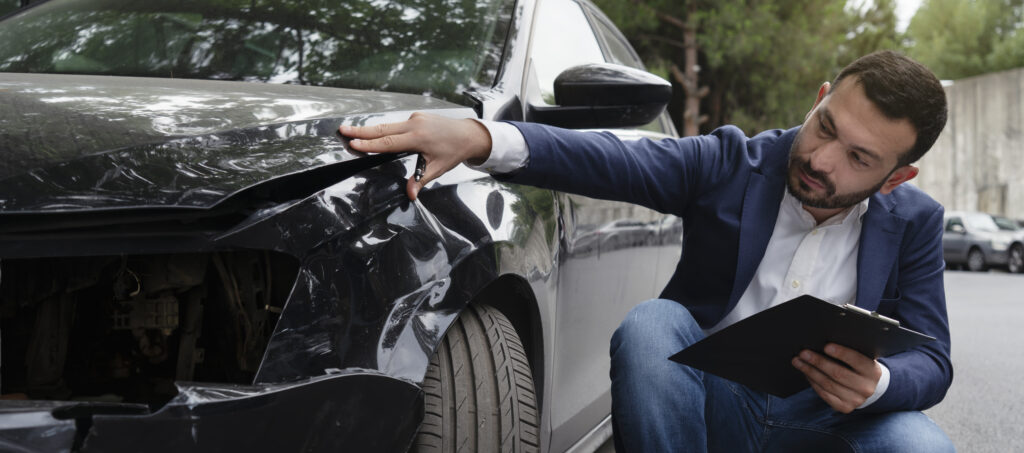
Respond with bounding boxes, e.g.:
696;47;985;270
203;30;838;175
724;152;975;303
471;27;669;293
926;270;1024;452
596;269;1023;452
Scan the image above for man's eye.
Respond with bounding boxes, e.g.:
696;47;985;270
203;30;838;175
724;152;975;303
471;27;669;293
818;123;834;138
850;152;868;167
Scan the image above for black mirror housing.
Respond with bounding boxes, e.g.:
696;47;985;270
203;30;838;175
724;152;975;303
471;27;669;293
527;63;671;129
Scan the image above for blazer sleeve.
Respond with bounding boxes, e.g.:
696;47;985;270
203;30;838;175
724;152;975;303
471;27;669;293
498;121;750;215
867;203;953;413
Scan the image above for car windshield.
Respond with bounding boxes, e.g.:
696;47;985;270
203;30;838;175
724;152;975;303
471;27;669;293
992;215;1020;231
0;0;513;103
963;213;1000;232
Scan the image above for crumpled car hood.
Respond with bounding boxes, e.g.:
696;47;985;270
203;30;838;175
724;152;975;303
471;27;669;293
0;73;470;213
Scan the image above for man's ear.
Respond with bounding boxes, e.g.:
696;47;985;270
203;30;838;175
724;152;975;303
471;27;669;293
805;82;831;120
879;165;919;194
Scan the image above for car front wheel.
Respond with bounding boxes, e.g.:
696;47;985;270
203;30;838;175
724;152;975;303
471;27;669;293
1009;244;1024;274
967;248;987;272
411;304;540;453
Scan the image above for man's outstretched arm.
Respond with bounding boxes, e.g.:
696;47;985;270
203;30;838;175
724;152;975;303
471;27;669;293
340;112;748;216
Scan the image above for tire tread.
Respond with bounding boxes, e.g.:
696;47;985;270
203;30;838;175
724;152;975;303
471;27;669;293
412;304;539;453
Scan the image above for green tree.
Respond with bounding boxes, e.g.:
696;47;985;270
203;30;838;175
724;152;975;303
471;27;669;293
907;0;1024;80
595;0;904;135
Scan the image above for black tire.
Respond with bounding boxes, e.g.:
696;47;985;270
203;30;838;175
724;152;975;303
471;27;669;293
967;248;986;272
1008;245;1024;274
412;304;540;453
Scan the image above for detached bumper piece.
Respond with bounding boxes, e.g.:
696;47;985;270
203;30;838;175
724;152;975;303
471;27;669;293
0;372;423;453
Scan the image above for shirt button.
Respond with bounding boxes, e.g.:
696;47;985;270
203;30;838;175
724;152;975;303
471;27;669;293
811;229;819;235
792;280;800;288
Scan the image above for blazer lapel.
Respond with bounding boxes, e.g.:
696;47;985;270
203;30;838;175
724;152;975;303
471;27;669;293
855;193;907;310
727;171;786;307
725;128;796;308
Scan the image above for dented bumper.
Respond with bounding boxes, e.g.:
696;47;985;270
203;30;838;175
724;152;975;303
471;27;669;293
0;372;422;453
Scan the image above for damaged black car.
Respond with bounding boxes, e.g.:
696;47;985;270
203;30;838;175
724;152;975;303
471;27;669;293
0;0;681;451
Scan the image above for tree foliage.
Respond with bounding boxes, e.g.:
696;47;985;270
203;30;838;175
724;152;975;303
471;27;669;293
594;0;905;135
907;0;1024;80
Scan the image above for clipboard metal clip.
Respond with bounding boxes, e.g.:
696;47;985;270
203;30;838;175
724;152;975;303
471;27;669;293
842;304;901;327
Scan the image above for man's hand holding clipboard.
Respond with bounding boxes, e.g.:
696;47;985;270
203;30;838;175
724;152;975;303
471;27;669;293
669;295;936;407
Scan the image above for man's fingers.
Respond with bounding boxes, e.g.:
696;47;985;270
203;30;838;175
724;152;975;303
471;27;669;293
823;343;878;374
339;121;410;140
797;350;860;387
348;132;416;154
807;380;855;413
337;112;494;200
793;351;874;413
405;155;461;200
793;356;858;411
793;356;842;394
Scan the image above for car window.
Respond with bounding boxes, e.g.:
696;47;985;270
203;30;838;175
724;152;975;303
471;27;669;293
945;217;963;231
963;213;999;232
588;13;642;69
530;0;604;105
0;0;515;104
992;215;1020;231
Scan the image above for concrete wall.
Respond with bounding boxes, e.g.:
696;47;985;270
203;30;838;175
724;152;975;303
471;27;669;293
914;67;1024;219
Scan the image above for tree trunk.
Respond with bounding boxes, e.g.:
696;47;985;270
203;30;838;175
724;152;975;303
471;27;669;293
682;1;699;136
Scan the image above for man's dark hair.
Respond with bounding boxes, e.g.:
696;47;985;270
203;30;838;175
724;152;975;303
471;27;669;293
831;50;947;167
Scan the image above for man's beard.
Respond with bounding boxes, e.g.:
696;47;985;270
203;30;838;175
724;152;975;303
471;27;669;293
786;136;890;210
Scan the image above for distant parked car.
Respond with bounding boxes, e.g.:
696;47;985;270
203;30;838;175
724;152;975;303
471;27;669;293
943;211;1023;273
991;214;1024;273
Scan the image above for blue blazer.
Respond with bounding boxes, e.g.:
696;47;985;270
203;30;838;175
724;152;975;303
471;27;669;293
505;122;952;413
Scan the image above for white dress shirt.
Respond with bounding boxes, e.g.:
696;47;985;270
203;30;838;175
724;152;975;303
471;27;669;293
468;120;889;408
708;191;868;336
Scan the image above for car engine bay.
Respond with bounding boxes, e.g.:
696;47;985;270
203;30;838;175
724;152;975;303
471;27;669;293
0;251;298;408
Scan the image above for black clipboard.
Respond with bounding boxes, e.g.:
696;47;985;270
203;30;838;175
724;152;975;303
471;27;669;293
668;295;936;398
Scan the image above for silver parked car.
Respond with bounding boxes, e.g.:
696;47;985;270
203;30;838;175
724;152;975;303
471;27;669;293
991;214;1024;273
942;211;1023;273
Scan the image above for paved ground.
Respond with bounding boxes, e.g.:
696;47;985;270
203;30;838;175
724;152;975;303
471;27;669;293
926;270;1024;452
596;269;1024;452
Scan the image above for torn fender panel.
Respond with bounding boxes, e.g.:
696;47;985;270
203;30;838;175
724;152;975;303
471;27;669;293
243;177;505;383
79;372;423;453
219;161;551;385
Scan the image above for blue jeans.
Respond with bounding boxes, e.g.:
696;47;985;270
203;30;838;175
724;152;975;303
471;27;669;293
609;299;955;453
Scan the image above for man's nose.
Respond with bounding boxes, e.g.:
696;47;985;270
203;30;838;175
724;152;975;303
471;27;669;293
809;142;843;174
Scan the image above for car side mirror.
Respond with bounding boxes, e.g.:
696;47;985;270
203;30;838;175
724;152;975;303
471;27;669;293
527;63;671;129
949;224;966;234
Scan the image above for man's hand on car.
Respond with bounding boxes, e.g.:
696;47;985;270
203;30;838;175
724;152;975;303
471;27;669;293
792;343;883;413
339;112;492;200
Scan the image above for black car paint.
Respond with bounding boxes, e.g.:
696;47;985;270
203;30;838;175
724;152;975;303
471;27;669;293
0;73;460;212
0;0;676;451
0;82;534;450
0;74;562;450
1;372;422;452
